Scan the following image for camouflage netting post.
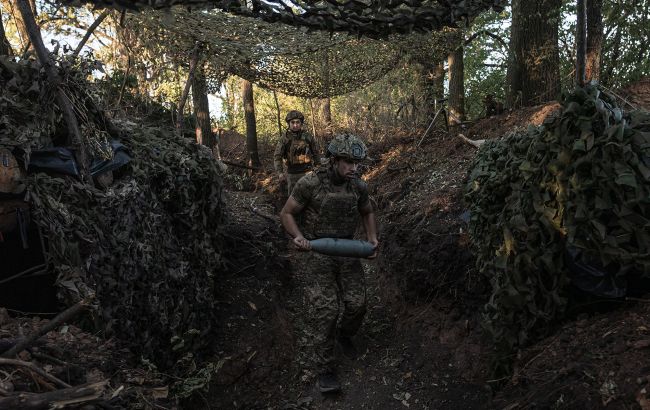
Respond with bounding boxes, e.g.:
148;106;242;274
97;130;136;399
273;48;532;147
465;86;650;376
1;56;226;371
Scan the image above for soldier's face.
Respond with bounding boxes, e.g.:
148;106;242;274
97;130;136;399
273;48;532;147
289;119;303;132
334;158;360;180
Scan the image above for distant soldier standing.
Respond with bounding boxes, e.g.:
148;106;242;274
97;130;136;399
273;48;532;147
280;132;379;394
274;110;319;195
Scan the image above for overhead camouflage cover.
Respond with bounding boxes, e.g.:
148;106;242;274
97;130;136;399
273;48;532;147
60;0;506;38
465;86;650;375
128;8;457;97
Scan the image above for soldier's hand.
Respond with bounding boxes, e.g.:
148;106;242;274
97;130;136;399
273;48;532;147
279;173;287;183
367;238;379;259
293;235;311;250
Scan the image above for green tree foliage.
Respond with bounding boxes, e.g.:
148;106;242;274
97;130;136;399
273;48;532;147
3;0;648;143
600;0;650;87
559;0;649;91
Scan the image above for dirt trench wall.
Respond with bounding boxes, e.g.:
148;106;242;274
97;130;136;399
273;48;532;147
466;85;650;375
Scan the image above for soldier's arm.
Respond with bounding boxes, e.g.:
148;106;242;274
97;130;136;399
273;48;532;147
280;197;311;250
359;200;379;259
273;139;286;174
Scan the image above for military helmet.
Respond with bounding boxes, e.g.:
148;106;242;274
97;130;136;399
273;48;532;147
326;132;368;161
285;110;305;123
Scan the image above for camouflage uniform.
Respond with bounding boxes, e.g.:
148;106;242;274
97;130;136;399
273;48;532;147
287;168;369;374
273;130;319;195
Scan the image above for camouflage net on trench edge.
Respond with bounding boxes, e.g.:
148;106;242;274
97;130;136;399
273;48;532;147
62;0;506;38
1;56;226;371
128;8;458;97
465;86;650;375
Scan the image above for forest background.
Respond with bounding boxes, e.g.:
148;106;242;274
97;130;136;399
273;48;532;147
2;0;649;167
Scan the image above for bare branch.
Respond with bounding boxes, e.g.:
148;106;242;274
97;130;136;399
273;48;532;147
73;9;110;58
176;43;201;135
14;0;91;182
2;296;94;359
464;29;508;49
0;358;71;389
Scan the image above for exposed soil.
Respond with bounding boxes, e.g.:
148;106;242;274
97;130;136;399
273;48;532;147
204;80;650;410
494;301;650;409
188;191;493;410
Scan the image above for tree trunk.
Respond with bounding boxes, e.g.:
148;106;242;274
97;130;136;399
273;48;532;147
585;0;603;83
320;97;333;139
506;0;562;107
576;0;587;86
15;0;90;182
72;9;110;58
176;44;201;136
422;61;445;119
241;79;260;168
447;45;465;124
273;90;282;137
505;0;523;107
0;8;13;55
192;65;213;147
309;99;318;139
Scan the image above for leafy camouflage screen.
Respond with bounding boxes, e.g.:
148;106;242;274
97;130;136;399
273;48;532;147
1;56;226;371
465;86;650;375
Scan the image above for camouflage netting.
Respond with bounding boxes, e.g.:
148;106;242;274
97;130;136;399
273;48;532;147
62;0;506;38
1;56;226;370
465;86;650;375
128;8;458;97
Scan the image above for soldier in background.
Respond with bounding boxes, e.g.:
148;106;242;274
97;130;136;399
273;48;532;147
274;110;319;196
279;132;379;394
484;94;505;117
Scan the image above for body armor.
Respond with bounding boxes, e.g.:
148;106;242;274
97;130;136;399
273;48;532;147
279;131;314;174
303;170;362;239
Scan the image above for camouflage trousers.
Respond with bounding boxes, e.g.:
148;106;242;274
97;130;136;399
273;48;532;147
287;172;306;196
287;250;367;375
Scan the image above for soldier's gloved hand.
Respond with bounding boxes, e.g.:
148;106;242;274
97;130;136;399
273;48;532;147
293;235;311;251
367;238;379;259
